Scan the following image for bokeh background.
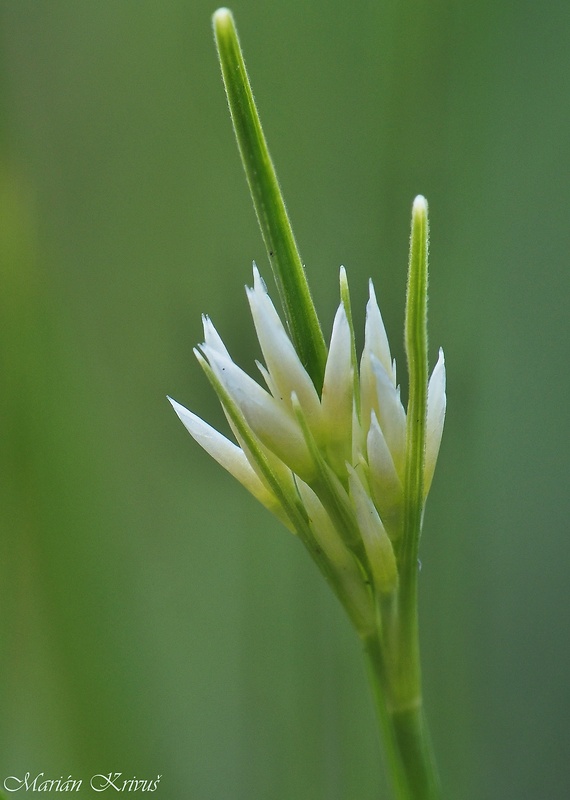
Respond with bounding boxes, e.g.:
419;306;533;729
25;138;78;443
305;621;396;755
1;1;569;798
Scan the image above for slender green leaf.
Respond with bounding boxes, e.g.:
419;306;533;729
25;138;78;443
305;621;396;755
213;8;327;391
402;195;429;575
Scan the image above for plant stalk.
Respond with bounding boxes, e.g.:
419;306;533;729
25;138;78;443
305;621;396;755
210;12;443;798
363;620;441;800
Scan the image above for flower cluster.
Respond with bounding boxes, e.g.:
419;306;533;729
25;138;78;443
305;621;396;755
169;264;445;635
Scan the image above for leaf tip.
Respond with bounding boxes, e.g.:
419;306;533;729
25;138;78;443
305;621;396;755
413;194;428;217
213;7;233;28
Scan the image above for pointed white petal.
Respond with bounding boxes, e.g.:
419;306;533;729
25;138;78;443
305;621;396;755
246;265;322;438
322;304;352;419
321;304;353;475
169;396;239;471
347;466;398;594
168;396;293;526
226;412;299;506
424;348;446;497
364;354;407;476
202;315;231;358
201;345;315;481
366;412;404;538
359;354;382;452
359;283;398;452
194;348;300;507
255;359;278;395
364;280;394;381
339;266;360;399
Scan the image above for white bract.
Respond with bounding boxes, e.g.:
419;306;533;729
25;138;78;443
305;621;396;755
170;265;445;635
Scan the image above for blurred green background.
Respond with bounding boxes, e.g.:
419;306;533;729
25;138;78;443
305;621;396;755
1;1;569;798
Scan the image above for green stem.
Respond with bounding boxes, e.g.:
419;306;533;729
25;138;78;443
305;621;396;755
213;8;327;391
364;628;441;800
390;705;440;800
364;633;412;799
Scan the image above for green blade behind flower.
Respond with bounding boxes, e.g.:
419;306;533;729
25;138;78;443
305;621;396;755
213;8;327;392
402;195;429;576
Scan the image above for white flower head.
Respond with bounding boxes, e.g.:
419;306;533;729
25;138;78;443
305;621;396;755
170;264;445;635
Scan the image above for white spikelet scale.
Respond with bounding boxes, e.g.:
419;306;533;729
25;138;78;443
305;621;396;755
369;355;407;477
366;411;404;539
201;343;315;481
168;396;294;531
364;280;394;383
424;348;446;497
321;304;353;475
347;465;398;594
247;265;323;441
202;315;231;357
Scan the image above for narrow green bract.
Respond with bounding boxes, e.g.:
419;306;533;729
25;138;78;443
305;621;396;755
403;196;430;576
213;8;327;391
